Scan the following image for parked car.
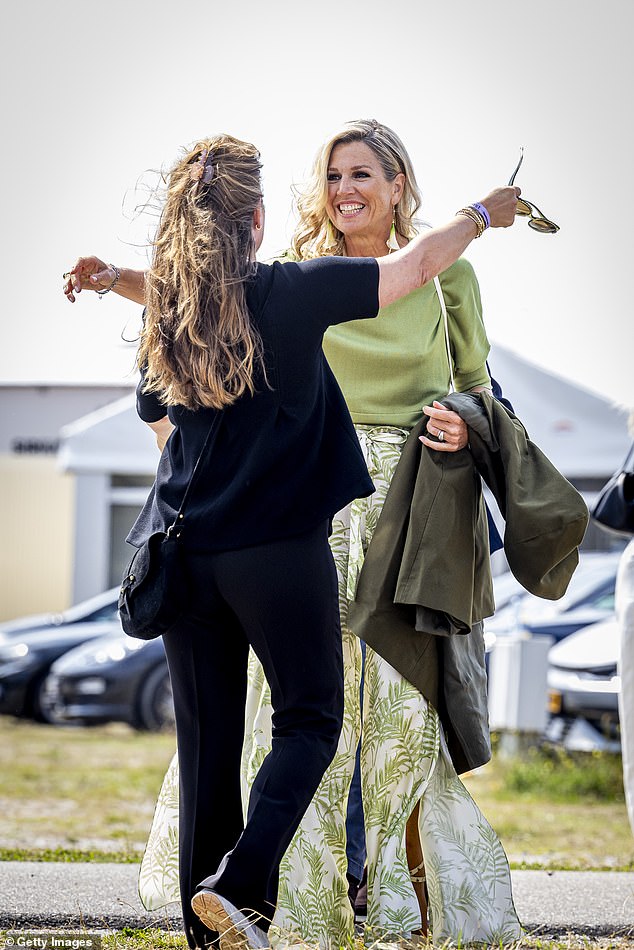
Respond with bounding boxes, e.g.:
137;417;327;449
546;615;620;747
0;587;119;642
42;631;174;732
0;620;121;722
485;551;622;652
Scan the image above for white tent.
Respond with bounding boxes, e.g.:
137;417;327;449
59;393;157;475
487;343;631;481
59;344;632;484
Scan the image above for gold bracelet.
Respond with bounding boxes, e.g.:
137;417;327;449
456;207;486;238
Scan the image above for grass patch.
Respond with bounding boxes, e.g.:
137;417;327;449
103;928;188;948
0;717;174;854
97;936;634;950
450;744;632;870
0;930;629;949
0;717;632;871
0;847;139;862
499;746;625;803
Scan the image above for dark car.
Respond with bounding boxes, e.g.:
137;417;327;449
485;551;621;652
0;620;121;722
0;587;119;642
42;631;174;732
546;616;620;748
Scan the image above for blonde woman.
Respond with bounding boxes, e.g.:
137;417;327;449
64;131;519;950
246;120;522;945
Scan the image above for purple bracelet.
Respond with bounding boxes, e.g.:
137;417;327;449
470;202;490;229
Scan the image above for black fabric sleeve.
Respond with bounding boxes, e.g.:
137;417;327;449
136;372;168;423
134;313;169;423
274;257;380;331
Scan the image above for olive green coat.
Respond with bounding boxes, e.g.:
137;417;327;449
348;391;589;772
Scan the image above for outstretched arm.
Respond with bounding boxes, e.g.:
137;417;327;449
376;187;519;308
63;257;146;305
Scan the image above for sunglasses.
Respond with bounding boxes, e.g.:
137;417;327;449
509;148;560;234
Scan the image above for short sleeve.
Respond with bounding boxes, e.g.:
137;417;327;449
135;311;168;423
439;258;491;392
271;257;380;331
136;371;168;423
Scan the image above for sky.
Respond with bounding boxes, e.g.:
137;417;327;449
2;0;633;409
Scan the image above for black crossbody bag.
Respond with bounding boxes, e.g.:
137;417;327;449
118;416;219;640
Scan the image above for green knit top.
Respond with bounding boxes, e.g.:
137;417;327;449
322;256;490;428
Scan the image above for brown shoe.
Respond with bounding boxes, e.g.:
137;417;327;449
191;889;269;950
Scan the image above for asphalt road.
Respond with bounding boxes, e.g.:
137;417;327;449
1;863;633;939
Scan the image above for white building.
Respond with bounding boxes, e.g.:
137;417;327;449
0;383;134;620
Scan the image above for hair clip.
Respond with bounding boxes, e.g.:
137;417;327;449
190;148;216;184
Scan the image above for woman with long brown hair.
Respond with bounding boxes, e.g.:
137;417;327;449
64;131;518;950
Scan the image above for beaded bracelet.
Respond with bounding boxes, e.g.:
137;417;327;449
97;265;121;298
456;206;486;238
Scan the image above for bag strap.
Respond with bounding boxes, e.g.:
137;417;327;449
433;275;456;393
167;413;221;538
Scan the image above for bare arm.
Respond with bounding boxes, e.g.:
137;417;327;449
63;257;146;305
147;417;175;452
376;187;519;308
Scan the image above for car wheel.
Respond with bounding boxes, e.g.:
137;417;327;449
135;664;175;732
32;674;67;725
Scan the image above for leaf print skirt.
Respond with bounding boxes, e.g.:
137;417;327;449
138;425;521;946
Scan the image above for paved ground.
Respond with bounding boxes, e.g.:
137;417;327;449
1;863;633;939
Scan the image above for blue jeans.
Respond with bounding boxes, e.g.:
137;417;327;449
345;640;366;883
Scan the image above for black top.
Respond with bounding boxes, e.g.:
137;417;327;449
127;256;380;552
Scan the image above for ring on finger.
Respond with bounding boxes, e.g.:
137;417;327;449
437;430;445;442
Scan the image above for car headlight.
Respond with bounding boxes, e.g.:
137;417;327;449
76;638;147;670
0;642;29;663
0;642;34;674
99;639;146;663
75;677;108;695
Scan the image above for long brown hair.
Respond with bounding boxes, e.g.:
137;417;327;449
291;119;423;260
138;134;264;410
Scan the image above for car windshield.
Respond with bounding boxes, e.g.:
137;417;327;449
57;589;119;625
512;553;621;626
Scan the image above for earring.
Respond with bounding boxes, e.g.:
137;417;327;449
386;206;399;252
255;224;262;231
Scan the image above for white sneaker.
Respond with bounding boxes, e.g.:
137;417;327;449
191;888;270;950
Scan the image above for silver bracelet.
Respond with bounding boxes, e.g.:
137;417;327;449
97;264;121;298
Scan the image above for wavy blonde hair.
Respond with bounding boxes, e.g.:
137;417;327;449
291;119;423;260
138;134;264;411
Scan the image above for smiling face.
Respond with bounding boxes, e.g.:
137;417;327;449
326;140;404;252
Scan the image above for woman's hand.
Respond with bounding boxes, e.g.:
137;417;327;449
62;258;147;305
63;256;115;302
480;186;521;229
419;401;468;452
376;186;521;308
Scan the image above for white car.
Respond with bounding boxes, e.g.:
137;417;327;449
546;616;620;750
485;551;622;653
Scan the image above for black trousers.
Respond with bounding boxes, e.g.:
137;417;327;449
162;521;344;949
